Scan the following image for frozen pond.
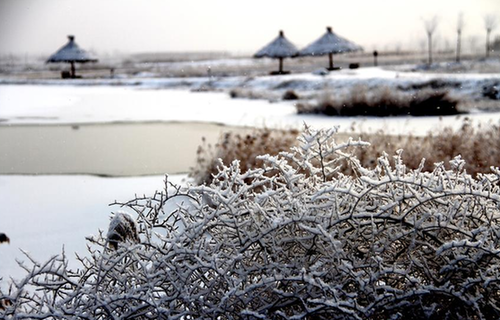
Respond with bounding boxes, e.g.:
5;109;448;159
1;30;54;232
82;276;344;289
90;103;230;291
0;122;249;176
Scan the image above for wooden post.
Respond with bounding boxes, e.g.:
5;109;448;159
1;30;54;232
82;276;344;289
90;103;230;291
373;50;378;66
70;61;76;78
328;53;334;70
279;57;283;73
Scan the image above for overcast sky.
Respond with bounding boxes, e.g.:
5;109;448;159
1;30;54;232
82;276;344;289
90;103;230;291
0;0;499;56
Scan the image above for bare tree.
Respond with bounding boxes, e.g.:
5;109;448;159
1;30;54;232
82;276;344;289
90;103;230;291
484;15;498;58
423;16;439;65
456;13;465;62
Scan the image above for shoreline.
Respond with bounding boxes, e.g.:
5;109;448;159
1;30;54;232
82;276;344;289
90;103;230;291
0;119;228;128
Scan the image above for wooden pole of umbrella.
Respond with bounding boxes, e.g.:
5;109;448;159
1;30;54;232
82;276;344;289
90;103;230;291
326;52;341;71
275;31;287;75
70;61;76;78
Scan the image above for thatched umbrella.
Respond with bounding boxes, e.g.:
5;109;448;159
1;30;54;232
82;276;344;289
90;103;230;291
47;35;97;78
254;31;299;75
299;27;362;70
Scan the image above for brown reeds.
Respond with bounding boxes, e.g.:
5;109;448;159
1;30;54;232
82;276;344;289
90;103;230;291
192;120;500;185
297;86;461;117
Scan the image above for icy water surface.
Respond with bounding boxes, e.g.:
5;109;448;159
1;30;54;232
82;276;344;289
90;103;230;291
0;122;247;176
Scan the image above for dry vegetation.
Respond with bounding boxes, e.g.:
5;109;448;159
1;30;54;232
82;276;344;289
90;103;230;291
228;87;280;101
228;88;300;102
357;119;500;176
297;86;461;117
191;120;500;185
190;128;300;185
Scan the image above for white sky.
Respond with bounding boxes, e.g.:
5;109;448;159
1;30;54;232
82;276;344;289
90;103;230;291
0;0;499;56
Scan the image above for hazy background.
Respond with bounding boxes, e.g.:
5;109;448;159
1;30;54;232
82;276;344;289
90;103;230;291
0;0;499;56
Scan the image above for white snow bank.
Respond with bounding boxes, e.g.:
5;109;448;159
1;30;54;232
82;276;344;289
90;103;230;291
1;85;500;136
0;85;295;126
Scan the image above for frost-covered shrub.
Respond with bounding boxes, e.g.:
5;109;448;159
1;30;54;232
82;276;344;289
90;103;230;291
3;126;500;319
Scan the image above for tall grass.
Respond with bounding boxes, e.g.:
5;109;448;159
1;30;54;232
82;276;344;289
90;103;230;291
360;120;500;176
191;121;500;184
297;86;461;117
190;128;299;185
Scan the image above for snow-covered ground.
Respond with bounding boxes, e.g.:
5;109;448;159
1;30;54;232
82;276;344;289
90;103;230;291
0;85;294;127
2;66;499;100
1;84;499;136
0;174;187;288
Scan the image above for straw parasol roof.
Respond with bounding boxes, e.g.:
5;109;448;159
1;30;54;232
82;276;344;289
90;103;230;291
299;27;362;70
47;35;97;78
47;35;97;63
255;31;299;58
254;31;299;74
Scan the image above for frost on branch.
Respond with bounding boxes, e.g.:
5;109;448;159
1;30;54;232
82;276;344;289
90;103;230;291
3;126;500;319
